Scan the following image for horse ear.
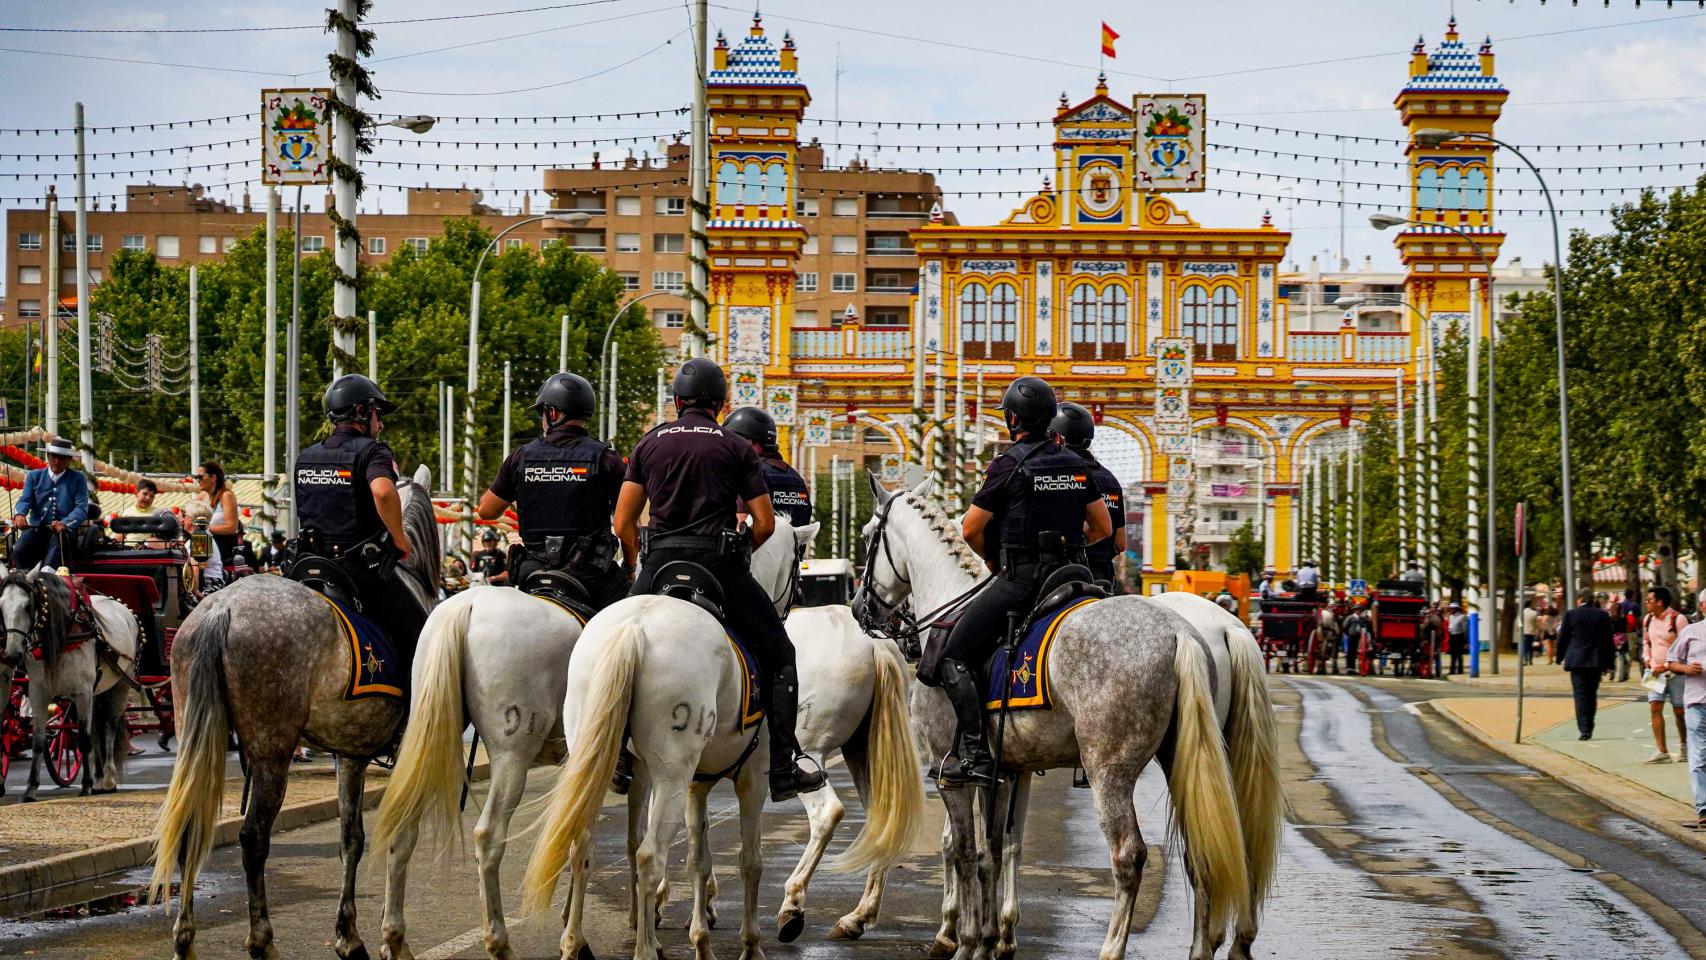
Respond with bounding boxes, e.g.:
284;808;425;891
865;469;885;502
910;476;934;499
795;521;820;544
28;561;44;581
412;463;432;489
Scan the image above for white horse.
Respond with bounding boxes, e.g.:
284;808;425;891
1;563;140;800
369;584;589;960
855;483;1249;960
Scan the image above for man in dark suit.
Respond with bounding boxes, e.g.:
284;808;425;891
1556;589;1617;740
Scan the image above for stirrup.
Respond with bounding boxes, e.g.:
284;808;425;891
768;753;827;802
935;750;995;791
611;745;634;796
1072;766;1090;789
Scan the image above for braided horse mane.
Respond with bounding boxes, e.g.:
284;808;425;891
4;568;71;666
895;491;986;580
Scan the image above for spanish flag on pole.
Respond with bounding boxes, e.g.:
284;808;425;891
1101;22;1119;59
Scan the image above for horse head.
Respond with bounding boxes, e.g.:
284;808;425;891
851;476;981;638
0;563;54;667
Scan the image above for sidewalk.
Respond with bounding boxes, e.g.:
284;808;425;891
1430;662;1703;853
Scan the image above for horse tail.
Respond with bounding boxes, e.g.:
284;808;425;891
521;621;642;917
830;638;926;873
1224;620;1284;911
149;606;231;907
1167;629;1251;938
372;592;474;864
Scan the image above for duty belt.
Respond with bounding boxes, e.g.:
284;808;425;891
641;527;751;564
998;545;1087;582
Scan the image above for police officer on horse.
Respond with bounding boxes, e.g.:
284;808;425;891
477;372;629;611
614;358;827;802
291;374;429;655
935;376;1111;788
723;406;813;535
1049;401;1127;586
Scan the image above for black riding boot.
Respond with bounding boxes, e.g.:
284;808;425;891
938;658;995;789
765;665;828;802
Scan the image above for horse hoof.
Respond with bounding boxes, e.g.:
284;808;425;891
929;936;956;959
826;918;864;941
22;794;38;803
777;910;804;943
575;945;595;960
343;945;370;960
705;903;718;930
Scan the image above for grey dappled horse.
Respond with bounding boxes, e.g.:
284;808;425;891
150;466;440;960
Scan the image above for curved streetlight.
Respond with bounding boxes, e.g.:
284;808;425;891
460;209;592;550
597;289;674;440
384;115;437;134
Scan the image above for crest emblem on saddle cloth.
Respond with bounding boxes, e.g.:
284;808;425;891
362;642;384;678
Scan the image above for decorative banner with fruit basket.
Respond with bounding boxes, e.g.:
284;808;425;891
802;409;832;447
261;89;333;186
766;384;796;425
731;366;762;408
1133;94;1205;192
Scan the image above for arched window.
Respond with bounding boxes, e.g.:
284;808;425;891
1417;165;1440;210
959;282;988;351
1068;283;1099;357
743;160;764;205
1100;285;1129;354
763;162;787;207
1440;167;1464;210
1464;166;1488;211
985;281;1018;359
1180;284;1210;356
1209;286;1240;360
717;158;741;207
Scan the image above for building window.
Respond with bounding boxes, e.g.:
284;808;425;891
655;196;686;216
960;282;987;348
62;233;76;252
614;196;642;216
568;231;603;251
222;236;238;252
831;235;857;255
17;266;41;285
1180;284;1209;356
1069;284;1127;359
653;271;685;292
963;281;1017;360
1208;286;1240;360
199;236;217;254
796;272;818;292
868;233;907;252
157;236;180;259
566;193;606;213
831;273;857;293
619;271;640;290
17;300;41;319
505;238;524;250
658;310;685;328
86;234;102;252
120;234;145;252
540;238;560;250
367;236;386;255
88;269;102;283
654;233;685;254
832;197;858;217
795;309;819;326
404;237;429;255
870;307;907;326
301;235;325;253
796;198;819;217
61;269;79;287
615;233;641;253
802;236;818;255
18;232;41;251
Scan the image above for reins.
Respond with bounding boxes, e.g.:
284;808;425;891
854;493;991;649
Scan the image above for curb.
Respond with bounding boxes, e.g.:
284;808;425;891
0;757;490;913
1425;699;1706;856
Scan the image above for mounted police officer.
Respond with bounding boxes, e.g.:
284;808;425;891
614;358;826;802
291;374;428;656
477;372;628;611
935;376;1111;788
723;406;813;533
1049;401;1127;586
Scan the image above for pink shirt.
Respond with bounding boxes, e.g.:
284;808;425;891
1665;621;1706;708
1646;609;1688;669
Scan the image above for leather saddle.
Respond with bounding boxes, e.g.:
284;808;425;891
1018;564;1106;638
520;568;596;621
285;553;363;611
652;560;725;620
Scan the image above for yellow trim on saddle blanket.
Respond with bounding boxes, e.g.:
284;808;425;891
316;593;402;700
985;596;1099;711
725;634;764;730
530;593;589;626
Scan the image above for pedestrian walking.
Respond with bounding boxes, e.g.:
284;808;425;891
1557;590;1618;740
1642;586;1689;763
1447;602;1468;675
1615;587;1640;682
1663;620;1706;830
1521;597;1540;666
1541;603;1560;661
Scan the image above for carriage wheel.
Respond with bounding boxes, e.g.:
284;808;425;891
45;700;83;788
1304;631;1320;675
1418;637;1435;679
1357;632;1373;676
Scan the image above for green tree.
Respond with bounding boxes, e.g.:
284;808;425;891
1224;519;1264;579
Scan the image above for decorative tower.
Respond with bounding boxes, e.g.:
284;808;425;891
704;12;810;382
1394;17;1508;336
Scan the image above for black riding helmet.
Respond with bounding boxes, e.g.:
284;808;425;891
723;406;778;450
671;358;727;410
323;374;396;423
999;375;1057;437
532;372;596;420
1049;401;1095;450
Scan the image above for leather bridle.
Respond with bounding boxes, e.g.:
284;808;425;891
852;493;989;656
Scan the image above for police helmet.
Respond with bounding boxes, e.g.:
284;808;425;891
323;374;396;423
722;406;778;450
481;529;499;542
1049;401;1095;450
533;372;596;420
999;376;1058;435
671;358;728;409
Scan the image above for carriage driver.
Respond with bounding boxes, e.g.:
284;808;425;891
292;374;429;656
936;376;1112;788
723;406;813;534
614;358;827;802
477;372;629;611
1048;401;1126;585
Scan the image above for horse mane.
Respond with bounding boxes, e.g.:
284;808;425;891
7;569;70;666
896;493;986;580
396;475;442;603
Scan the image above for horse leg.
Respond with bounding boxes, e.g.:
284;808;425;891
378;816;418;960
734;760;767;960
995;774;1031;960
333;757;372;960
241;757;290;960
171;843;198;959
684;783;716;960
635;773;688;960
75;690;95;796
474;749;532;960
976;783;1007;960
830;740;881;941
23;681;47;801
559;839;594;960
941;787;981;960
1086;765;1146;960
929;816;960;960
778;761;841;942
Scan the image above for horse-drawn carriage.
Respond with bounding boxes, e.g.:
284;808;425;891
1358;579;1438;678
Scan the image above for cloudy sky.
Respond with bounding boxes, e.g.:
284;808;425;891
3;0;1705;280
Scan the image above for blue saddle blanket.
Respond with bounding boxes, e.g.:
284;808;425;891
725;632;764;730
984;597;1099;712
317;595;404;702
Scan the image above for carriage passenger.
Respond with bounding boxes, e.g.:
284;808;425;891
10;438;90;570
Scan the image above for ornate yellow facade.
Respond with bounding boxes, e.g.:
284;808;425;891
702;18;1491;587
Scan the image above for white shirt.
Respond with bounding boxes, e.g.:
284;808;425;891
1296;566;1320;587
1522;607;1540;635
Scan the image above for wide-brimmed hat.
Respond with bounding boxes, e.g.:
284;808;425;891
41;438;75;458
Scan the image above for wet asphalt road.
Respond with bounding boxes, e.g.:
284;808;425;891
6;675;1706;959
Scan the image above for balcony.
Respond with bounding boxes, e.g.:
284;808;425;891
1354;331;1411;363
865;245;917;257
1197;481;1260;501
1193;520;1250;542
1286;329;1411;364
865;208;931;220
790;327;914;360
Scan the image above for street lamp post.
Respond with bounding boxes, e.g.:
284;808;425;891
597;290;673;442
462;210;590;553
